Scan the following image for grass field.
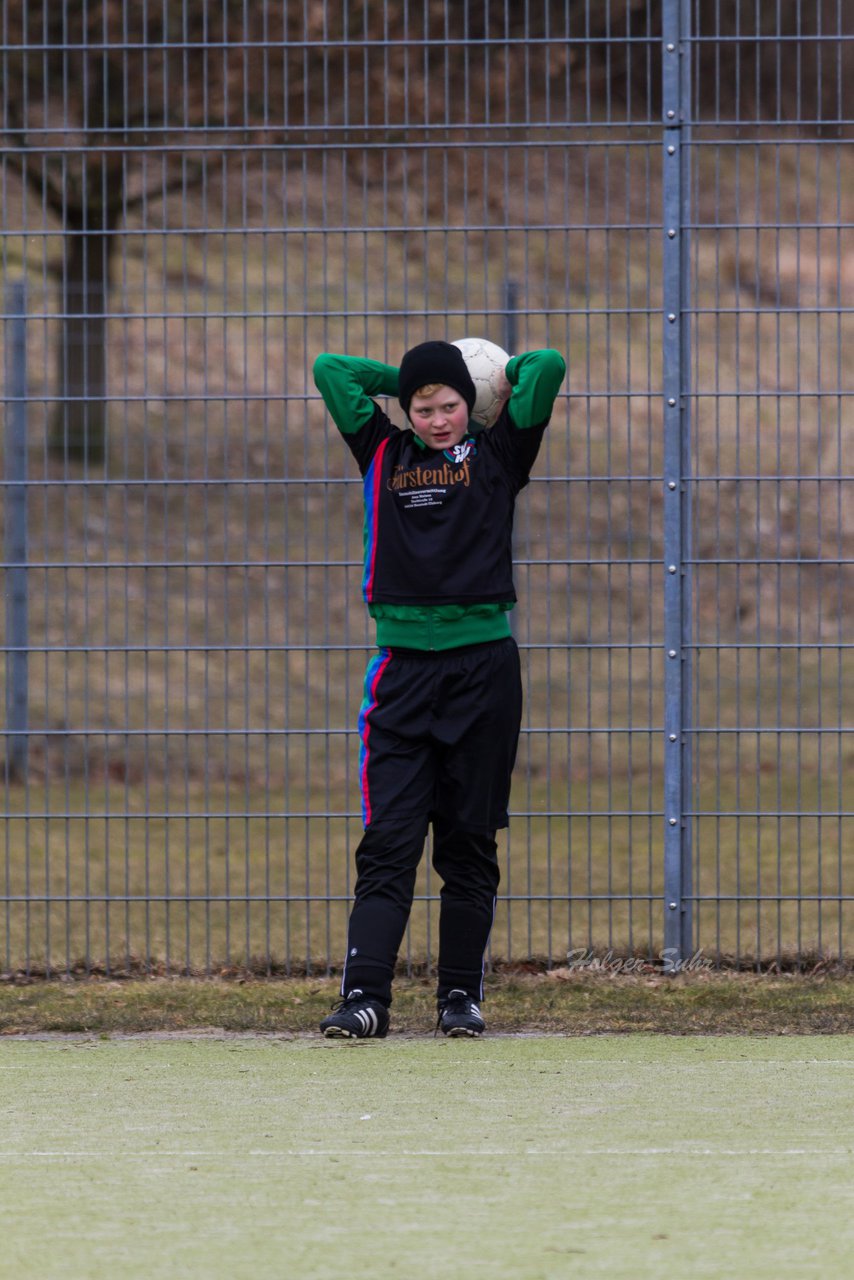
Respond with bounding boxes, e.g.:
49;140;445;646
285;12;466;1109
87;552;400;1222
1;1031;852;1279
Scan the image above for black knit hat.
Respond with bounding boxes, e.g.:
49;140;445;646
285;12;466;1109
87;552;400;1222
398;340;477;418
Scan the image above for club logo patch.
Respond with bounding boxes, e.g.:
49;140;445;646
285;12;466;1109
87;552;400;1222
445;439;476;464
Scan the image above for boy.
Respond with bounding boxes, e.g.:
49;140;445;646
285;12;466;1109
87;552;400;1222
313;339;566;1037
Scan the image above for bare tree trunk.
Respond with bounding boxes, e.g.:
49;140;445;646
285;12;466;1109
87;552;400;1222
50;220;116;464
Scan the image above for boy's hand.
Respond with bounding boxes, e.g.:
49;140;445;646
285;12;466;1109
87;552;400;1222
495;369;512;407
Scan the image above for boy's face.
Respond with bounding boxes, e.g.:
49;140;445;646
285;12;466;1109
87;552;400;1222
408;385;470;451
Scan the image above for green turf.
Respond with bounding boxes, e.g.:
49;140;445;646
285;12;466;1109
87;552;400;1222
2;1035;852;1279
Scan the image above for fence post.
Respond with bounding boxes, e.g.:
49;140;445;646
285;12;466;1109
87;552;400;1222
4;281;29;783
661;0;693;970
503;280;520;641
502;279;518;358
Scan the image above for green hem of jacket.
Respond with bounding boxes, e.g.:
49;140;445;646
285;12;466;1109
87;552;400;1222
370;604;513;651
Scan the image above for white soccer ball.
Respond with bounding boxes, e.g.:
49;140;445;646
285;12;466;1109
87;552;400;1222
452;337;511;428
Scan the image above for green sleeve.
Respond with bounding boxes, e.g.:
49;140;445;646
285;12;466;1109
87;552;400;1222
312;353;400;435
504;349;567;430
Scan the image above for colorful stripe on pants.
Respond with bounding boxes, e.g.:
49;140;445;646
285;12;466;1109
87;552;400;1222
358;648;392;826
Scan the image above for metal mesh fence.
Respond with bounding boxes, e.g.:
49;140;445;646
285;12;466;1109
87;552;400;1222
1;1;851;976
688;9;854;966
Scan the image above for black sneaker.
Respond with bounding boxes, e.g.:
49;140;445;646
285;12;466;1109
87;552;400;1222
437;989;486;1038
320;989;389;1040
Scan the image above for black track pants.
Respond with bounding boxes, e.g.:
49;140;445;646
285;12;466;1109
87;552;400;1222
342;816;501;1005
342;638;522;1006
358;637;522;831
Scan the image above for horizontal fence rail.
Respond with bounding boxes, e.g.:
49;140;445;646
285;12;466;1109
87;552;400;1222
1;0;852;976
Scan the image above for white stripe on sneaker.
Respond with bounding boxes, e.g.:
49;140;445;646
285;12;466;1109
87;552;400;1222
354;1007;379;1036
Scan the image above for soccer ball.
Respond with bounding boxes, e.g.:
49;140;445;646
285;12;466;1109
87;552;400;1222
452;337;511;428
